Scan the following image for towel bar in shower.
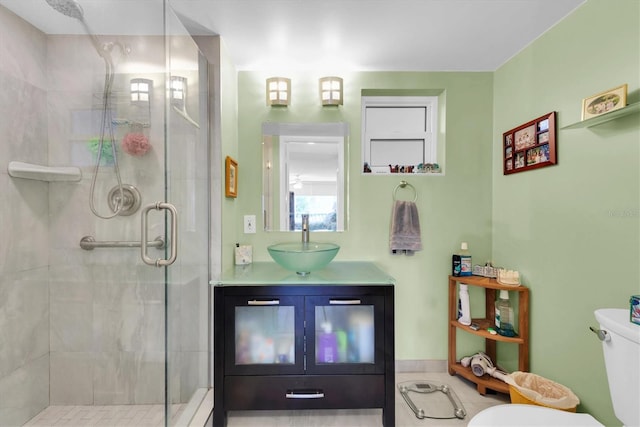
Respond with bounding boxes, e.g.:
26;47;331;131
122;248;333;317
79;235;164;250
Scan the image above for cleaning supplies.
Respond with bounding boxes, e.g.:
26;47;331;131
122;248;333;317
317;322;338;363
495;290;516;337
457;284;472;326
631;295;640;325
452;242;472;276
459;242;472;276
235;243;253;265
452;254;462;276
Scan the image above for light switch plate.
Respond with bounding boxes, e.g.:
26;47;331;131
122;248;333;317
244;215;256;234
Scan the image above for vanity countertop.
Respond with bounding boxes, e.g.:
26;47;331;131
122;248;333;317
213;261;395;286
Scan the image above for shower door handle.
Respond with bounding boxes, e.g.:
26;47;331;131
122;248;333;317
141;202;178;267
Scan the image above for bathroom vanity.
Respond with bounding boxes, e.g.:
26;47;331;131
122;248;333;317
212;262;395;426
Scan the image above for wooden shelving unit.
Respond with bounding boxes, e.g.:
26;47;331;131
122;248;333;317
448;275;529;395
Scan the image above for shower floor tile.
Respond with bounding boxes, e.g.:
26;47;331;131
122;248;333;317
23;404;185;427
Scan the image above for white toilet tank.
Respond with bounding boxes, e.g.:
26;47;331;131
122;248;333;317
595;308;640;426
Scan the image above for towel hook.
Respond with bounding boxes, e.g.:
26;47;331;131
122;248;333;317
393;180;417;202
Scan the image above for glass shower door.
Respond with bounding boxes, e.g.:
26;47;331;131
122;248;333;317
163;5;211;425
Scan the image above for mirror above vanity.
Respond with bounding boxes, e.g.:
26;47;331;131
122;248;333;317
262;122;349;232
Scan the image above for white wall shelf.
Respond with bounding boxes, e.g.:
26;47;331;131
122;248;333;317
8;161;82;182
562;102;640;129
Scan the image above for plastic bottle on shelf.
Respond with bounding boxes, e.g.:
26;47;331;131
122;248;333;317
317;322;338;363
495;290;516;337
459;242;472;276
457;284;472;326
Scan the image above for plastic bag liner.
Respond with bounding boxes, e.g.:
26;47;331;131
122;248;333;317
505;371;580;411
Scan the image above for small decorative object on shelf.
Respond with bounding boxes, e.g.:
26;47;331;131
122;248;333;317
582;84;627;121
503;112;556;175
497;269;521;287
417;163;440;173
473;262;499;278
388;164;415;173
363;163;441;174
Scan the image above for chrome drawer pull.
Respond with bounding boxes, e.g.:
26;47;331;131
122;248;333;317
329;299;361;305
285;390;325;399
247;299;280;306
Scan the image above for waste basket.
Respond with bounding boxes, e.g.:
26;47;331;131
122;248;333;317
505;371;580;412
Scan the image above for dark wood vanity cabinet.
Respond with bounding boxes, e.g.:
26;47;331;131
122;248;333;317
213;284;395;427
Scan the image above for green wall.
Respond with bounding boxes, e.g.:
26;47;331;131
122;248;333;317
233;71;495;361
220;39;239;270
221;0;639;424
492;1;639;425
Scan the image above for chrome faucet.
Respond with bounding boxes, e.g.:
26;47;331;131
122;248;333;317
301;214;310;244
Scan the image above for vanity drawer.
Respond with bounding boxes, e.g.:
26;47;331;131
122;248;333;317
224;375;385;410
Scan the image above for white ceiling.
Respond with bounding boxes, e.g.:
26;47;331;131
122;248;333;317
1;0;585;72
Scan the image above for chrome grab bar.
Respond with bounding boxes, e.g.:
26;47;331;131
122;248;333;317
80;235;164;250
141;202;178;267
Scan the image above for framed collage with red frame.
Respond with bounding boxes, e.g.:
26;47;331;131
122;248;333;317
503;112;556;175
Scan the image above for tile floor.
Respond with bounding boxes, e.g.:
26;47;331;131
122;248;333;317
23;404;185;427
226;372;510;427
21;372;510;426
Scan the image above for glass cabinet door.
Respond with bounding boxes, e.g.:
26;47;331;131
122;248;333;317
306;295;385;374
225;296;304;375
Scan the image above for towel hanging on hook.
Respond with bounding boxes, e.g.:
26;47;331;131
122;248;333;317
393;180;417;202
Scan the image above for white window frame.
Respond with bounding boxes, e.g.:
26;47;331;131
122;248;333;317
361;96;439;174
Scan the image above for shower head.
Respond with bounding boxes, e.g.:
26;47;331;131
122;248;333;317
45;0;84;20
44;0;112;65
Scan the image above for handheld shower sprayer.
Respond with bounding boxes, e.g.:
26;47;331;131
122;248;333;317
45;0;116;67
45;0;84;20
45;0;133;219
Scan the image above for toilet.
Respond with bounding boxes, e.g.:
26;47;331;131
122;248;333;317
594;308;640;426
468;404;603;426
470;308;639;426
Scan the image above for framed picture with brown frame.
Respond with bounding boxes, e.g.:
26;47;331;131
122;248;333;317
225;156;238;198
503;112;557;175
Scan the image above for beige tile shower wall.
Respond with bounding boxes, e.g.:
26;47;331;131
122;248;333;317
45;33;171;406
0;6;51;426
46;31;209;406
1;4;209;414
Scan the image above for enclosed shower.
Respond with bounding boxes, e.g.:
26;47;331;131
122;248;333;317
0;1;214;425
